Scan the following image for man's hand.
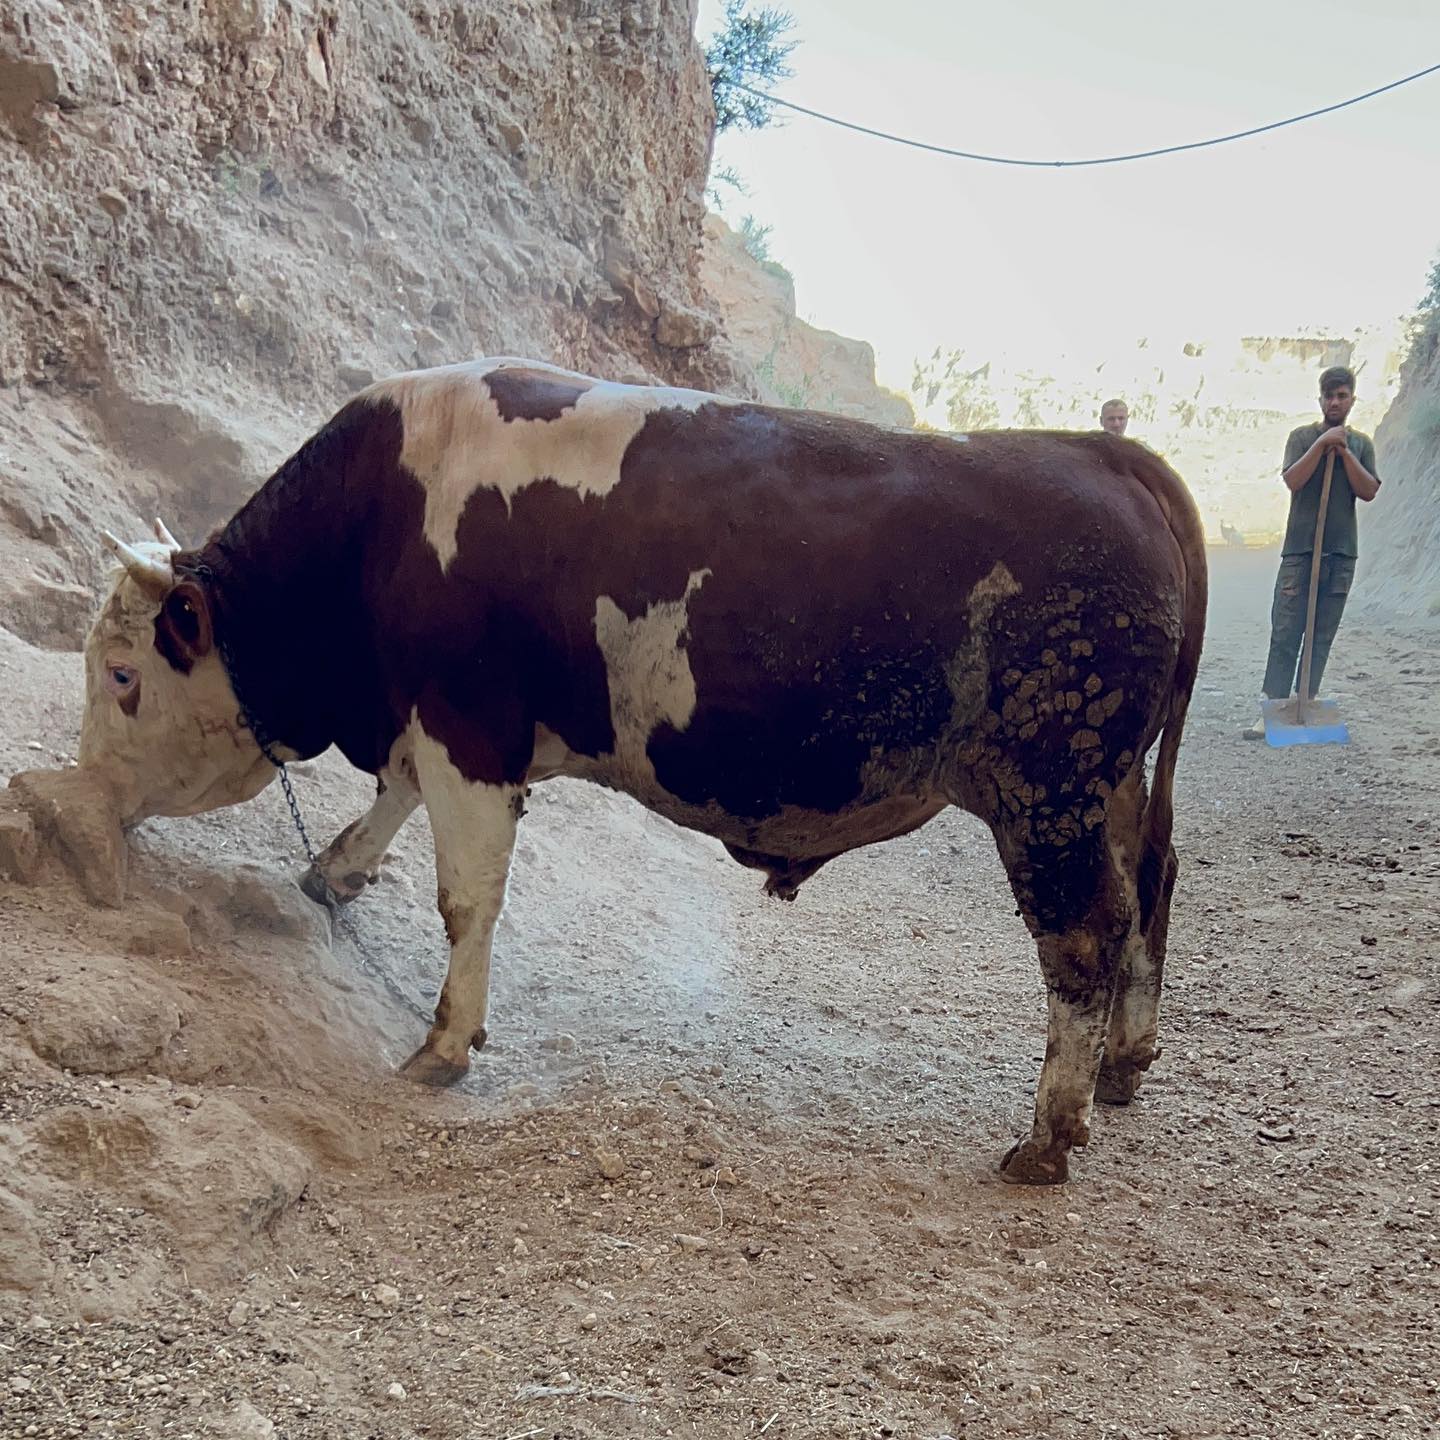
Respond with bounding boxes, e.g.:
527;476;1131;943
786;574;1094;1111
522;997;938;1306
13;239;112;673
1317;425;1350;451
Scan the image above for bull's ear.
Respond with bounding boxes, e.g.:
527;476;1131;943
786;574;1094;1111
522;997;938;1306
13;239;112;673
153;580;213;674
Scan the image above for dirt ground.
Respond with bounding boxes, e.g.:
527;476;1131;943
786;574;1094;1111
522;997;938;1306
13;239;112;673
1;545;1437;1440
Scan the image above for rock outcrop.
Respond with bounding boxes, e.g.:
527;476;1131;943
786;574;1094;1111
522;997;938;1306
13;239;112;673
699;214;913;427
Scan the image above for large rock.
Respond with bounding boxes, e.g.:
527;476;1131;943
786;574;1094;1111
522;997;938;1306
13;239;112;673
0;794;41;882
23;950;183;1075
698;214;914;428
8;767;127;906
27;1093;314;1270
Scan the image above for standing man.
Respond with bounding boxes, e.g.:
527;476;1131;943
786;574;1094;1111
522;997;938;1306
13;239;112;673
1244;365;1380;738
1099;398;1129;436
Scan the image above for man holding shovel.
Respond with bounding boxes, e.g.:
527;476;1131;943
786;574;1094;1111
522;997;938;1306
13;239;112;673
1244;365;1381;739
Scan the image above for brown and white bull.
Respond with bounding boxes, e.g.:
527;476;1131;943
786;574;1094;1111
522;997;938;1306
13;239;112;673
77;358;1206;1184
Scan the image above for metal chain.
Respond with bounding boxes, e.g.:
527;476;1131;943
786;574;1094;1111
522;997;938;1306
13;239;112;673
192;569;430;1021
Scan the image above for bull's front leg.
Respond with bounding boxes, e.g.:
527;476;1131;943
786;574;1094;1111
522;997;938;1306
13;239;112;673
301;753;421;907
399;727;522;1087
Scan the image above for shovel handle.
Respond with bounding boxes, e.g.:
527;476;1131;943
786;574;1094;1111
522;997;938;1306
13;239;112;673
1296;448;1337;725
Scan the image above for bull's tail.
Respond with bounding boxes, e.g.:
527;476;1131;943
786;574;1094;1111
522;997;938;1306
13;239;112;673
1136;460;1208;933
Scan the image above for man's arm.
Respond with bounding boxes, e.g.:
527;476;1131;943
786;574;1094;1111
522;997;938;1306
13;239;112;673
1339;437;1381;502
1281;427;1340;494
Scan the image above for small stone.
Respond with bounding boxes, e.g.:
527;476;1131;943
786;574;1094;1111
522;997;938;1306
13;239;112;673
227;1300;250;1328
386;1382;407;1401
0;803;40;884
1065;1212;1082;1224
655;300;717;350
336;362;374;391
512;1238;530;1257
714;1166;739;1187
374;1283;401;1308
174;1093;203;1110
638;1255;657;1273
11;1377;33;1394
215;1401;276;1440
1266;1297;1283;1310
97;188;129;219
674;1233;709;1253
579;1312;598;1330
593;1148;626;1181
26;1314;51;1331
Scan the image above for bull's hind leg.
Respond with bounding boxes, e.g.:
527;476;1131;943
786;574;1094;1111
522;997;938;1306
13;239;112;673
995;817;1133;1185
302;752;421;906
1098;771;1177;1104
399;727;521;1087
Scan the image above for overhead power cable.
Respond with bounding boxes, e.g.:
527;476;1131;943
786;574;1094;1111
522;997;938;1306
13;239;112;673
731;62;1440;167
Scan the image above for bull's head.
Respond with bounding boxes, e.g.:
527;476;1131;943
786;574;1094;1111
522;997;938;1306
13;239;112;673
78;522;276;825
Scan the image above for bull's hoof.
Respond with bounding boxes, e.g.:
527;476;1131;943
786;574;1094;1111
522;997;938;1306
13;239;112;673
1095;1066;1144;1106
999;1138;1071;1186
301;864;374;908
299;865;341;909
399;1045;470;1088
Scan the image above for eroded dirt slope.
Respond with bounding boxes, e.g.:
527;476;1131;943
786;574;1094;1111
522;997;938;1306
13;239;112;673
1;553;1436;1440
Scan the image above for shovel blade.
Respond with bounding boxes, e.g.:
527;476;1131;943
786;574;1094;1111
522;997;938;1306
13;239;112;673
1262;697;1350;748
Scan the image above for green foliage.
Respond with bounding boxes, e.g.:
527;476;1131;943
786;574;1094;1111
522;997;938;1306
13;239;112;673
737;214;773;262
705;0;798;135
704;164;747;213
910;348;1001;431
1403;246;1440;369
1421;252;1440;315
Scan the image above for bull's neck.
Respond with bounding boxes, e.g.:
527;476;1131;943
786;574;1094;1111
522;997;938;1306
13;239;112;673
193;400;382;765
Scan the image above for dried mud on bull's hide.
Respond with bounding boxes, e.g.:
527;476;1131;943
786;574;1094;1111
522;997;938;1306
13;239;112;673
6;766;127;906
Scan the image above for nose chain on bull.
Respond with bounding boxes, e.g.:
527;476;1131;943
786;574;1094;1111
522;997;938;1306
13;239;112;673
191;569;430;1023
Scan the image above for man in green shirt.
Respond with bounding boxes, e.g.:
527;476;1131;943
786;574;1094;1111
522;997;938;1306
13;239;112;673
1244;365;1381;738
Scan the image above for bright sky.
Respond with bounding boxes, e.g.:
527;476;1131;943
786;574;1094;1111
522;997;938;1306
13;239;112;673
697;0;1440;394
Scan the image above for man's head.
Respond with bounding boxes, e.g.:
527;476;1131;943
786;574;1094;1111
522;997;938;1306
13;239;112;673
1099;399;1129;436
1318;366;1356;427
78;526;274;825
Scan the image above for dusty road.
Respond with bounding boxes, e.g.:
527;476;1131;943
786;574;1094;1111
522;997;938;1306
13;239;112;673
1;546;1436;1439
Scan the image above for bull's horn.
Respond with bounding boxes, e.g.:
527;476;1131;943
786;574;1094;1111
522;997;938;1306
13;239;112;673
100;530;173;598
153;518;181;551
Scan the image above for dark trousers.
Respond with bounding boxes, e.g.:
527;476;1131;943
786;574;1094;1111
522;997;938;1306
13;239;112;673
1261;552;1356;700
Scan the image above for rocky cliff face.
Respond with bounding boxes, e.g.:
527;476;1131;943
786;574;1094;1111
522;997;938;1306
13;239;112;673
1;0;721;399
1361;325;1440;618
0;0;747;647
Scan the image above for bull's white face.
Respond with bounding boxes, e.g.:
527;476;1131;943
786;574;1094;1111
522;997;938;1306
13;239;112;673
78;531;275;825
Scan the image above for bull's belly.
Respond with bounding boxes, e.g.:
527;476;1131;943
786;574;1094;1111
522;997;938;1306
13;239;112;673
546;729;946;862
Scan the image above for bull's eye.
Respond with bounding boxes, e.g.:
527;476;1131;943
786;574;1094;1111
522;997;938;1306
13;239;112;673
105;663;140;715
105;664;137;696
